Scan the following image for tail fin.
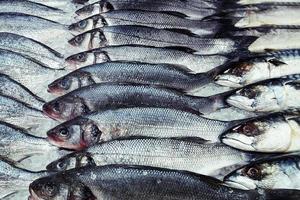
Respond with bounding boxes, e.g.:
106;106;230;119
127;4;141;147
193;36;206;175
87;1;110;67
263;189;300;200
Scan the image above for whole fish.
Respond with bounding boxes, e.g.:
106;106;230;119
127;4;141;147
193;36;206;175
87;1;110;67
43;83;228;121
69;25;256;54
47;61;224;95
0;158;48;199
224;155;300;190
46;107;243;150
65;45;230;72
0;95;58;137
0;12;84;55
0;122;69;171
0;74;45;110
45;138;271;178
30;165;296;200
226;74;300;113
69;10;225;36
0;32;64;69
0;49;66;100
220;114;300;153
215;50;300;88
75;0;219;20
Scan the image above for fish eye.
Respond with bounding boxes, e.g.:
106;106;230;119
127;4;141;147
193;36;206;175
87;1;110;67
240;88;257;99
69;35;85;46
75;53;87;62
236;123;260;136
59;128;70;138
59;78;71;90
56;161;67;170
42;183;57;197
246;167;262;180
52;102;61;113
78;20;88;29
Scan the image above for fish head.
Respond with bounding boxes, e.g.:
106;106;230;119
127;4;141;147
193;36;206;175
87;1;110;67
47;118;101;150
69;30;95;50
65;51;95;69
46;152;96;172
224;156;300;190
48;71;95;95
221;115;294;152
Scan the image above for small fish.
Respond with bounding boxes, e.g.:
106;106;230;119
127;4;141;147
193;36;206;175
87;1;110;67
43;83;228;121
69;10;225;36
0;32;64;69
226;74;300;113
221;114;300;152
0;95;58;137
65;45;230;72
224;155;300;190
48;61;225;95
215;49;300;88
46;138;273;178
0;158;49;199
46;107;244;149
69;25;256;54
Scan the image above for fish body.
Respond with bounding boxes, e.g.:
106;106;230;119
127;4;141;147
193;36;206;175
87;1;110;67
216;49;300;88
0;32;64;69
65;45;229;72
46;107;236;150
43;83;227;121
48;62;214;95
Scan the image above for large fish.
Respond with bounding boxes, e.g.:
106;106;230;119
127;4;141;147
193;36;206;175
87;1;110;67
0;158;49;199
46;138;273;178
0;32;64;69
69;10;226;36
215;49;300;88
42;83;229;121
47;61;226;95
69;25;256;54
224;155;300;190
31;165;298;200
220;114;300;153
45;107;244;150
0;49;67;100
226;74;300;113
0;95;58;137
65;45;230;72
0;122;69;171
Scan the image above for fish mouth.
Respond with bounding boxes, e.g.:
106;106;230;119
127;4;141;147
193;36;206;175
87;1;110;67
221;134;255;151
215;76;242;88
47;85;65;96
223;180;252;190
226;97;254;111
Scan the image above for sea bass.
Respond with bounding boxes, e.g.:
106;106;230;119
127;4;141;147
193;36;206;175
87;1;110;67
224;155;300;190
45;107;243;150
43;83;228;121
45;138;271;178
65;45;230;72
221;114;300;153
0;32;64;69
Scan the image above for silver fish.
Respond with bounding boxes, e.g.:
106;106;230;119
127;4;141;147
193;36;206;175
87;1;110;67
45;138;269;178
65;45;230;73
224;155;300;190
0;95;58;137
69;10;224;36
69;25;255;54
45;107;242;150
227;74;300;113
215;49;300;88
221;114;300;153
0;32;64;69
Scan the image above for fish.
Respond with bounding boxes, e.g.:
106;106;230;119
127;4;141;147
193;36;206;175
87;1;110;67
224;155;300;190
43;83;229;121
226;74;300;113
0;158;49;199
47;61;227;95
68;25;256;54
31;165;298;200
75;0;219;20
0;122;69;171
215;49;300;88
0;74;45;110
0;49;67;100
0;32;64;69
220;114;300;152
65;45;230;72
45;107;245;149
46;138;273;178
0;95;58;137
69;10;226;36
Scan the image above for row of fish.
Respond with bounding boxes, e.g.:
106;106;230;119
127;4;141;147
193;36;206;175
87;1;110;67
0;0;300;199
